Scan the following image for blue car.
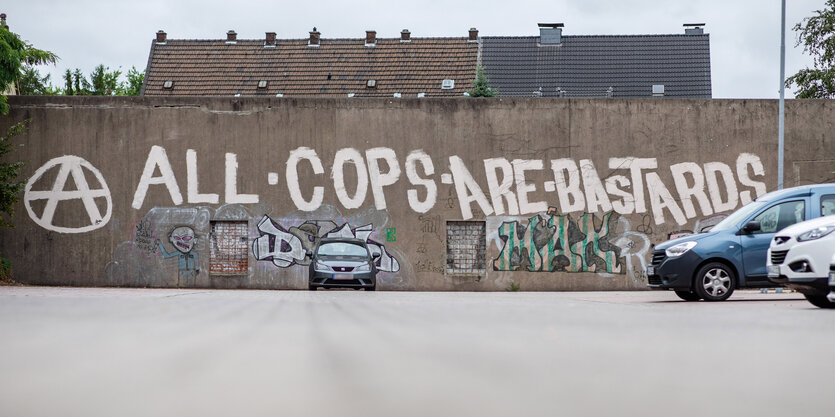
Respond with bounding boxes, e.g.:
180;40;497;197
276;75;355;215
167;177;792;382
647;184;835;301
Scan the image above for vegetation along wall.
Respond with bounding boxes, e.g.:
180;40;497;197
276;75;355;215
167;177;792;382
1;96;833;290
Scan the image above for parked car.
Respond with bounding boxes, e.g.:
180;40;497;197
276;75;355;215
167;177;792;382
828;254;835;305
647;184;835;301
307;237;377;291
766;216;835;308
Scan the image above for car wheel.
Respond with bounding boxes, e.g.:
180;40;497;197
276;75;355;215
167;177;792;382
308;284;317;291
674;290;701;301
804;294;835;308
366;285;376;291
693;262;735;301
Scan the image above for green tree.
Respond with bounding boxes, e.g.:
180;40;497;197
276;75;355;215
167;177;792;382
467;66;496;97
63;69;74;95
90;64;121;95
60;65;143;96
118;66;144;96
18;66;59;95
0;15;58;113
0;120;27;228
63;68;91;95
787;0;835;98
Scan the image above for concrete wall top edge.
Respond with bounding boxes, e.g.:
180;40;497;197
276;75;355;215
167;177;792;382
7;95;813;109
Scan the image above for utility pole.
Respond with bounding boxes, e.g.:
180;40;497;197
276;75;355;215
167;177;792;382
778;0;786;189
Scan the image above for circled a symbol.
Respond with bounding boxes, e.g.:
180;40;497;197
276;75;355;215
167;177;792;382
24;155;112;233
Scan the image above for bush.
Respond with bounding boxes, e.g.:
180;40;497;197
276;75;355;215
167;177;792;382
0;256;17;285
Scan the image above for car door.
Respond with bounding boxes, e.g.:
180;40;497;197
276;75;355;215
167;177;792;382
739;199;807;280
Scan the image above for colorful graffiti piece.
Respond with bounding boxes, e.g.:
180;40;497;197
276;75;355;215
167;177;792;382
493;209;623;273
252;215;400;272
157;226;199;286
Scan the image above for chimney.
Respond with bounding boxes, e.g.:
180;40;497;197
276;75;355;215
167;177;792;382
156;30;167;43
226;30;237;43
1;13;8;30
684;23;705;35
309;27;320;47
538;23;564;45
265;32;276;47
365;30;376;47
468;28;478;42
401;29;411;43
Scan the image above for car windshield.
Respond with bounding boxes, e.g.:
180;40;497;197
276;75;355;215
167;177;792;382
710;201;767;232
317;242;368;257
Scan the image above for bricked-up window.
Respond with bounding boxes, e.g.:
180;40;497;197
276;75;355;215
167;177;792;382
210;221;249;275
446;221;487;275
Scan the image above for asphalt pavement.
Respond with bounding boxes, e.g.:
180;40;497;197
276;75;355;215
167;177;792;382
1;286;832;417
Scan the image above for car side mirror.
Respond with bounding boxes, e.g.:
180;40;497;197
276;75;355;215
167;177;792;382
306;250;313;257
372;253;381;260
742;221;761;234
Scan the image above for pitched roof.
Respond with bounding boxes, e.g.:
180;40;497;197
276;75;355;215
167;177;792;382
481;34;712;98
143;37;478;97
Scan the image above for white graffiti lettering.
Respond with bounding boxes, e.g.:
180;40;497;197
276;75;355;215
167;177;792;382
484;158;518;216
551;158;585;213
608;157;657;214
186;149;219;204
670;162;713;219
737;153;767;205
286;147;325;211
365;147;401;210
25;155;113;233
132;145;183;210
513;159;548;215
449;155;494;220
130;146;769;225
579;159;612;214
332;148;368;209
225;153;259;204
405;150;437;214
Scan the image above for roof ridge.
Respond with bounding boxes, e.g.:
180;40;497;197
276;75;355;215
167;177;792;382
161;36;471;42
483;34;708;39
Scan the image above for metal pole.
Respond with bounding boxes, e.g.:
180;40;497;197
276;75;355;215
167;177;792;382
778;0;786;189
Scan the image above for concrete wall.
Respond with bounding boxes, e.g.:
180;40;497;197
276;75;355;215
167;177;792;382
1;96;833;290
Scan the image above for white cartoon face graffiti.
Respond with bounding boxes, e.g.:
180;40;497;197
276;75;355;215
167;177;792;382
169;226;196;253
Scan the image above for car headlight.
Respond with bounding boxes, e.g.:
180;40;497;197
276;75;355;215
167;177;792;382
314;262;332;272
354;263;371;273
797;225;835;242
665;241;697;258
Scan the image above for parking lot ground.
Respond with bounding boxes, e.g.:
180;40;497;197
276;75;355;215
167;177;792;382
1;286;832;417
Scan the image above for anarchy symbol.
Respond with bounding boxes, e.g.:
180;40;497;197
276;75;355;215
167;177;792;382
24;155;112;234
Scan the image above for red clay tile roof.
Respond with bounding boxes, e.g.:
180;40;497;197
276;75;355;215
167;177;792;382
143;37;479;97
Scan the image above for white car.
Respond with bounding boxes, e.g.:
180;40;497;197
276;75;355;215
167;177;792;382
828;253;835;304
767;215;835;308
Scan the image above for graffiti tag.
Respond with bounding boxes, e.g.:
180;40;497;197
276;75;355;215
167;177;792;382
494;209;622;273
24;155;112;233
252;215;400;272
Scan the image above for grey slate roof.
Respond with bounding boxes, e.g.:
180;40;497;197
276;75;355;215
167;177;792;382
481;34;712;98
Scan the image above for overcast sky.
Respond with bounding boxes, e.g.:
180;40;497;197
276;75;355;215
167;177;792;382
5;0;826;98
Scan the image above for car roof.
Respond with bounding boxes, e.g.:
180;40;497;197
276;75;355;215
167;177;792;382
757;183;835;203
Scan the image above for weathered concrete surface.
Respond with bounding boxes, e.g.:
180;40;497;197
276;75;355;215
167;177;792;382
0;97;833;290
0;287;833;417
